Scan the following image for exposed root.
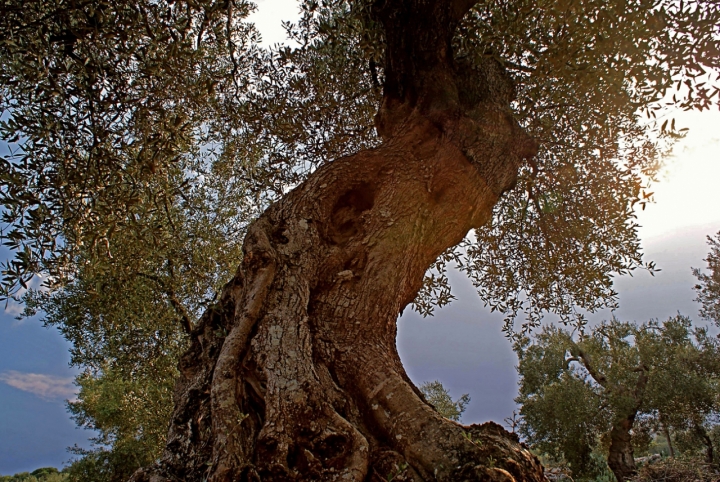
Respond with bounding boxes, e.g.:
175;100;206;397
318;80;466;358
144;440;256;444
210;221;278;482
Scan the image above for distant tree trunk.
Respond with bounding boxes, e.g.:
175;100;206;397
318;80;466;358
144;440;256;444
694;424;714;464
607;368;648;482
661;421;675;458
608;416;638;482
130;1;544;481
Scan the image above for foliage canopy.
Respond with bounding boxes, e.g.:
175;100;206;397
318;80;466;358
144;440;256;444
2;0;719;327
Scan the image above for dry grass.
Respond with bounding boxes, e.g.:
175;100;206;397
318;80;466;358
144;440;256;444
631;457;720;482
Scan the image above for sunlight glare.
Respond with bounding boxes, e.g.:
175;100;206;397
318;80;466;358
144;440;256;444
248;0;302;47
637;109;720;241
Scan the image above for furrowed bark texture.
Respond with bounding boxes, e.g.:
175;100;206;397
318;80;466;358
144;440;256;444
131;1;545;481
607;417;637;482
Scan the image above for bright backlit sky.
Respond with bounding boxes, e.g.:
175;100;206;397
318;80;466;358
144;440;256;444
1;1;719;474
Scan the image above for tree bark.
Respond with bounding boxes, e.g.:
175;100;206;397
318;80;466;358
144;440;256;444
694;423;714;465
661;420;675;458
607;416;638;482
607;368;648;482
131;1;544;481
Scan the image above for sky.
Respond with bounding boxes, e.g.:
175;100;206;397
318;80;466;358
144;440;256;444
1;0;720;475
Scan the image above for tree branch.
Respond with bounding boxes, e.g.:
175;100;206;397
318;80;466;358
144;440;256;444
571;345;608;387
564;356;580;370
374;0;460;107
632;363;649;408
136;271;194;335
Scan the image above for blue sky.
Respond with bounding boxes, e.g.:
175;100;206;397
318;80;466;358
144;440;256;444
0;311;94;474
1;1;720;475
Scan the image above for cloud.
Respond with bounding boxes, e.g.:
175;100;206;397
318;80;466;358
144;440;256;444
0;370;76;401
3;302;23;315
3;273;50;318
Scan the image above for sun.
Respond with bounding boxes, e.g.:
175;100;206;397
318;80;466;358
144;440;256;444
636;108;720;241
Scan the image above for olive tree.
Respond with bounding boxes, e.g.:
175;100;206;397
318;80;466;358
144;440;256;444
516;316;720;481
695;231;720;325
2;0;719;480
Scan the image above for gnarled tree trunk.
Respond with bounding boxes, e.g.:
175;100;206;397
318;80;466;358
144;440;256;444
131;1;545;481
607;416;637;482
607;368;648;482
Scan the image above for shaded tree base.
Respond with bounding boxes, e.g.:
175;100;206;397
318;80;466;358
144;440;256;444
132;419;544;482
128;261;546;481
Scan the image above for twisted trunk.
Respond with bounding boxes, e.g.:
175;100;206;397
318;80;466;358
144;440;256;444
694;423;714;464
607;369;648;482
131;1;545;480
607;416;637;482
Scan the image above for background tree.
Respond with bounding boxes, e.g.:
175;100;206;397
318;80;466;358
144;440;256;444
418;380;470;422
694;231;720;324
514;325;612;480
62;366;176;482
0;468;68;482
515;316;720;481
2;0;720;480
647;318;720;465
